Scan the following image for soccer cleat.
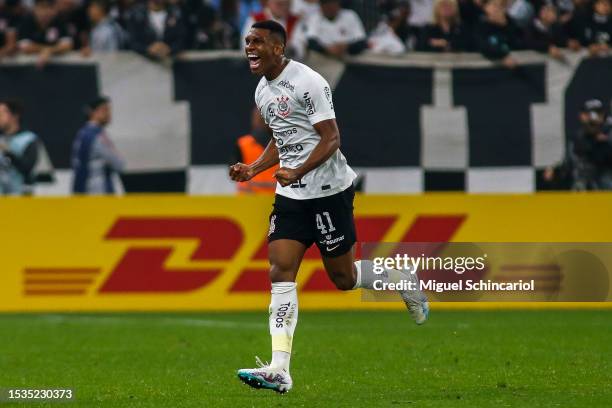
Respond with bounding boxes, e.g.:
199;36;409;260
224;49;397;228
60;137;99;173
237;357;293;394
399;270;429;325
403;293;429;325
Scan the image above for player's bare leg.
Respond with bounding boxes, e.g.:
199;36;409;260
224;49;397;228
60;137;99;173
268;239;306;283
321;245;429;325
237;239;306;393
320;244;359;290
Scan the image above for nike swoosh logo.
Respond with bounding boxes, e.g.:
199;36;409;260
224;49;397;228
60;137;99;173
326;245;339;252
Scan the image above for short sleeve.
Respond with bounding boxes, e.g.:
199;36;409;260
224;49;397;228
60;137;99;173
299;71;335;126
254;80;270;125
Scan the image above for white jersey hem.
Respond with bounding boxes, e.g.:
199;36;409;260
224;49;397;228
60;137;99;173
275;178;355;200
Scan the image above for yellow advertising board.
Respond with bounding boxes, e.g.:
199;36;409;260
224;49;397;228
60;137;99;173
1;193;611;312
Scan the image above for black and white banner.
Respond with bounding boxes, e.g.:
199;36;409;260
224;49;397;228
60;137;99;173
1;51;610;194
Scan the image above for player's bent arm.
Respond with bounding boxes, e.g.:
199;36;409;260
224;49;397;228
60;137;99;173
249;138;280;176
230;125;278;182
294;118;340;178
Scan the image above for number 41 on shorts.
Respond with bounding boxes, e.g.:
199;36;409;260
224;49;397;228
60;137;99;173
315;212;335;234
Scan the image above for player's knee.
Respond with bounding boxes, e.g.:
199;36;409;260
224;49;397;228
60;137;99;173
269;262;297;283
329;273;355;291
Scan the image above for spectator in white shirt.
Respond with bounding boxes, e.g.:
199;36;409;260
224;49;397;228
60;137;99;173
306;0;367;57
291;0;319;19
369;0;414;54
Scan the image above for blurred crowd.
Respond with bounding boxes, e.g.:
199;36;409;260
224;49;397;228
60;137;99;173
0;0;610;66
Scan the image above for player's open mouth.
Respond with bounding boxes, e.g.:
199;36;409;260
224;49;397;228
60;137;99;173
247;54;261;70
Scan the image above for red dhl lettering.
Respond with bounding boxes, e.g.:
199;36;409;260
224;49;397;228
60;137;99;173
24;215;466;295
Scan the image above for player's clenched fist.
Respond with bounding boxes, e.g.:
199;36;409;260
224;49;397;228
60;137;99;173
229;163;254;182
274;167;300;187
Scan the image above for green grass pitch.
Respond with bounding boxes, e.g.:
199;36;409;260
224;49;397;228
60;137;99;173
0;310;610;407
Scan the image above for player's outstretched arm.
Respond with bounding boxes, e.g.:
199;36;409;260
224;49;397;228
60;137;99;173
275;119;339;186
229;138;279;182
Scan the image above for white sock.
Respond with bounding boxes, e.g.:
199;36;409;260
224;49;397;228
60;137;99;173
352;260;421;298
272;350;291;371
269;282;298;371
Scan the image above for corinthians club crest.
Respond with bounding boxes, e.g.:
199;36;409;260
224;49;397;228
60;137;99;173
276;96;291;118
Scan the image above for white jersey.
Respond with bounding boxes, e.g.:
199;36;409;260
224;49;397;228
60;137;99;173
255;60;356;200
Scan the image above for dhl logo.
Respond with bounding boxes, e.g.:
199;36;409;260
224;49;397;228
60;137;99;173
22;215;466;296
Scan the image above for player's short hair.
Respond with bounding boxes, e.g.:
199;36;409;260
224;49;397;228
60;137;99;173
251;20;287;47
0;99;24;118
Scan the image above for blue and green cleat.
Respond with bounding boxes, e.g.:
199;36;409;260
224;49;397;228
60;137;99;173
237;357;293;394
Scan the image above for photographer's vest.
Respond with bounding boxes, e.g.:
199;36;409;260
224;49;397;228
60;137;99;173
0;131;36;195
237;134;277;194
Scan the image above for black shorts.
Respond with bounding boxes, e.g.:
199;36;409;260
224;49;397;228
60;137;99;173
268;185;357;257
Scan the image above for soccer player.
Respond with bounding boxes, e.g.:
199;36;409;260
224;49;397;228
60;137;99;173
230;20;429;394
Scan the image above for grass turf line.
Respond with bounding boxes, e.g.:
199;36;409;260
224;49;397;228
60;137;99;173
0;310;610;407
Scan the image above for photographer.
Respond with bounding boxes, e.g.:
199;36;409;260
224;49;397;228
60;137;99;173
544;99;612;190
571;99;612;190
0;100;39;195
